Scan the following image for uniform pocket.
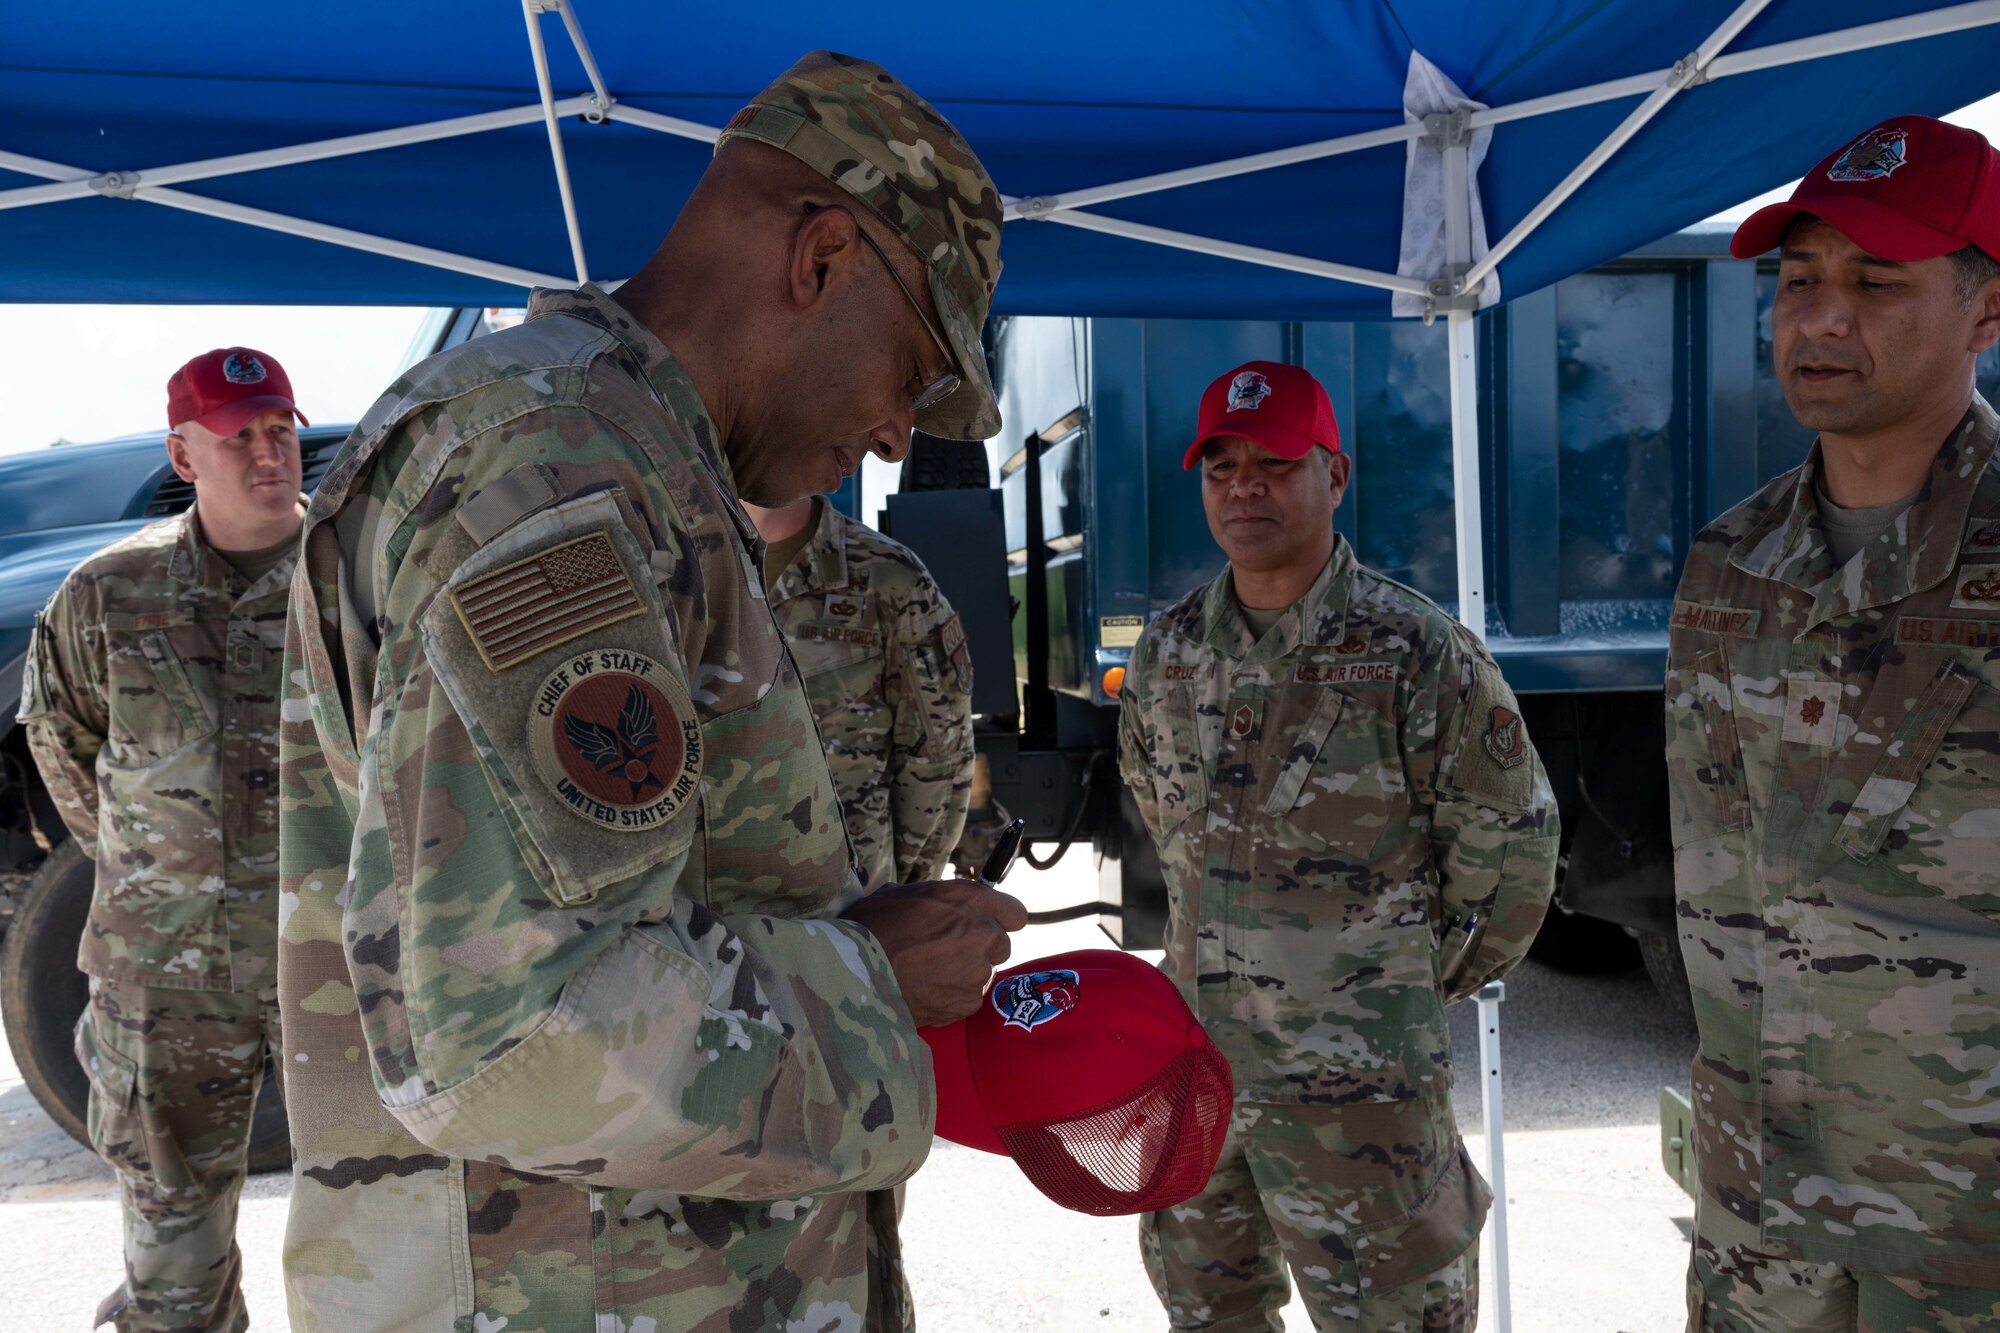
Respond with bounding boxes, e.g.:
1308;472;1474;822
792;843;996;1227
1666;645;1750;844
1350;1141;1491;1291
1149;687;1210;841
1841;661;2000;917
1258;687;1345;818
75;999;197;1195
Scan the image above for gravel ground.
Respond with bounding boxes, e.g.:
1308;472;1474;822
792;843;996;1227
0;854;1697;1332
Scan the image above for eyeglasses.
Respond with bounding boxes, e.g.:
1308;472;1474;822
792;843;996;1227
809;203;962;414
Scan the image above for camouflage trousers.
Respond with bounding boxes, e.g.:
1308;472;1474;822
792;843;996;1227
1689;1228;2000;1332
76;980;282;1333
1141;1098;1488;1333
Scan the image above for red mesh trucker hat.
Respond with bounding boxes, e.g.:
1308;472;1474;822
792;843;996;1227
166;347;308;437
920;949;1233;1216
1731;115;2000;262
1182;359;1341;471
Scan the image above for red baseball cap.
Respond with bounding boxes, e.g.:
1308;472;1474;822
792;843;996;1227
1731;115;2000;263
166;347;308;437
1183;360;1341;471
920;948;1233;1216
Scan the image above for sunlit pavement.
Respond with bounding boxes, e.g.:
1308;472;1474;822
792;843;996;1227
0;852;1695;1331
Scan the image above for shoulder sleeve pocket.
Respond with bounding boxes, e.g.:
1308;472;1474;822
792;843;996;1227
417;493;702;907
1443;657;1540;813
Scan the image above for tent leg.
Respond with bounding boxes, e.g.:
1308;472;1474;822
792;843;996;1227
1445;307;1486;637
1478;981;1511;1333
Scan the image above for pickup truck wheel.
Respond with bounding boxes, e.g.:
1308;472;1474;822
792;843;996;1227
1635;929;1696;1028
0;840;292;1174
901;434;992;491
1526;903;1641;973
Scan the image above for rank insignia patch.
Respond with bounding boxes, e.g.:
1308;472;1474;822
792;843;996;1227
529;648;701;832
1781;677;1842;747
449;531;645;671
1483;706;1525;769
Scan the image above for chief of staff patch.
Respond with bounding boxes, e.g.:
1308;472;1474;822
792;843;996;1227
530;649;702;832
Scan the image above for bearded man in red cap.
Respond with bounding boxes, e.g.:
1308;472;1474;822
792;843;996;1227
1117;361;1559;1331
18;347;307;1331
1668;114;2000;1332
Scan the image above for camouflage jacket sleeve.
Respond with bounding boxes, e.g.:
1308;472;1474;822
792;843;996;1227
17;580;108;850
339;406;930;1200
1418;624;1560;1002
883;580;974;883
1116;638;1162;841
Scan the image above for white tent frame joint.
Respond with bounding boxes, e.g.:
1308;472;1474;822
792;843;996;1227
89;171;140;200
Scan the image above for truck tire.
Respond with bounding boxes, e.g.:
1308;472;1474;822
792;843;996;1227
900;434;992;491
1527;904;1642;972
1635;928;1696;1028
0;840;292;1173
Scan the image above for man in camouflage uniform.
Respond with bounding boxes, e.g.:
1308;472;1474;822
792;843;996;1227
1669;115;2000;1331
745;494;975;893
277;52;1025;1331
20;346;309;1331
1118;361;1559;1332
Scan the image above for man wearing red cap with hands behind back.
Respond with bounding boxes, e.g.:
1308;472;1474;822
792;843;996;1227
1668;114;2000;1331
1118;361;1559;1331
19;348;307;1331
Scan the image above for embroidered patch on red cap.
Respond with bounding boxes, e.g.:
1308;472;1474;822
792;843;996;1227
529;649;702;831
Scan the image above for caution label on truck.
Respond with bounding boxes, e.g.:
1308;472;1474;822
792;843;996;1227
1099;615;1145;648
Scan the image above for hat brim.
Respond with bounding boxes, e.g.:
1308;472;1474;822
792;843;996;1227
1182;416;1334;471
919;1015;1007;1155
916;268;1001;441
192;396;307;439
1730;196;1968;262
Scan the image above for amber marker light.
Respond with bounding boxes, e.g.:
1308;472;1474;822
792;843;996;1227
1103;666;1126;697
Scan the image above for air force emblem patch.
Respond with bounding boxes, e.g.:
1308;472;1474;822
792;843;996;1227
991;969;1082;1032
222;351;268;384
1226;370;1271;412
529;648;702;832
1828;127;1908;183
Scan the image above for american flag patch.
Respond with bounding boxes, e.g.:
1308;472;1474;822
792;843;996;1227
448;532;645;672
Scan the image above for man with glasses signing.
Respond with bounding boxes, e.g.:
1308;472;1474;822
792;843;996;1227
277;52;1024;1332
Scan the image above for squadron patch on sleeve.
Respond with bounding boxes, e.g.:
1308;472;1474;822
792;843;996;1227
1483;706;1526;769
448;531;645;671
528;648;702;832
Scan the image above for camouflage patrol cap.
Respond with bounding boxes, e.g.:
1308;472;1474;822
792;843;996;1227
721;51;1004;441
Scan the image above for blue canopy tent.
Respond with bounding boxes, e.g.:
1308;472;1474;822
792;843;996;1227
8;5;2000;1324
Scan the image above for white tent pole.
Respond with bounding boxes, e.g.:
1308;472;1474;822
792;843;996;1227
0;100;595;214
552;0;614;117
1436;105;1508;1329
1042;208;1430;295
1001;2;1999;226
1477;982;1511;1333
0;144;566;288
143;189;569;288
1461;0;1775;293
0;149;92;183
1709;0;2000;77
1005;121;1420;221
603;104;724;144
522;0;591;285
